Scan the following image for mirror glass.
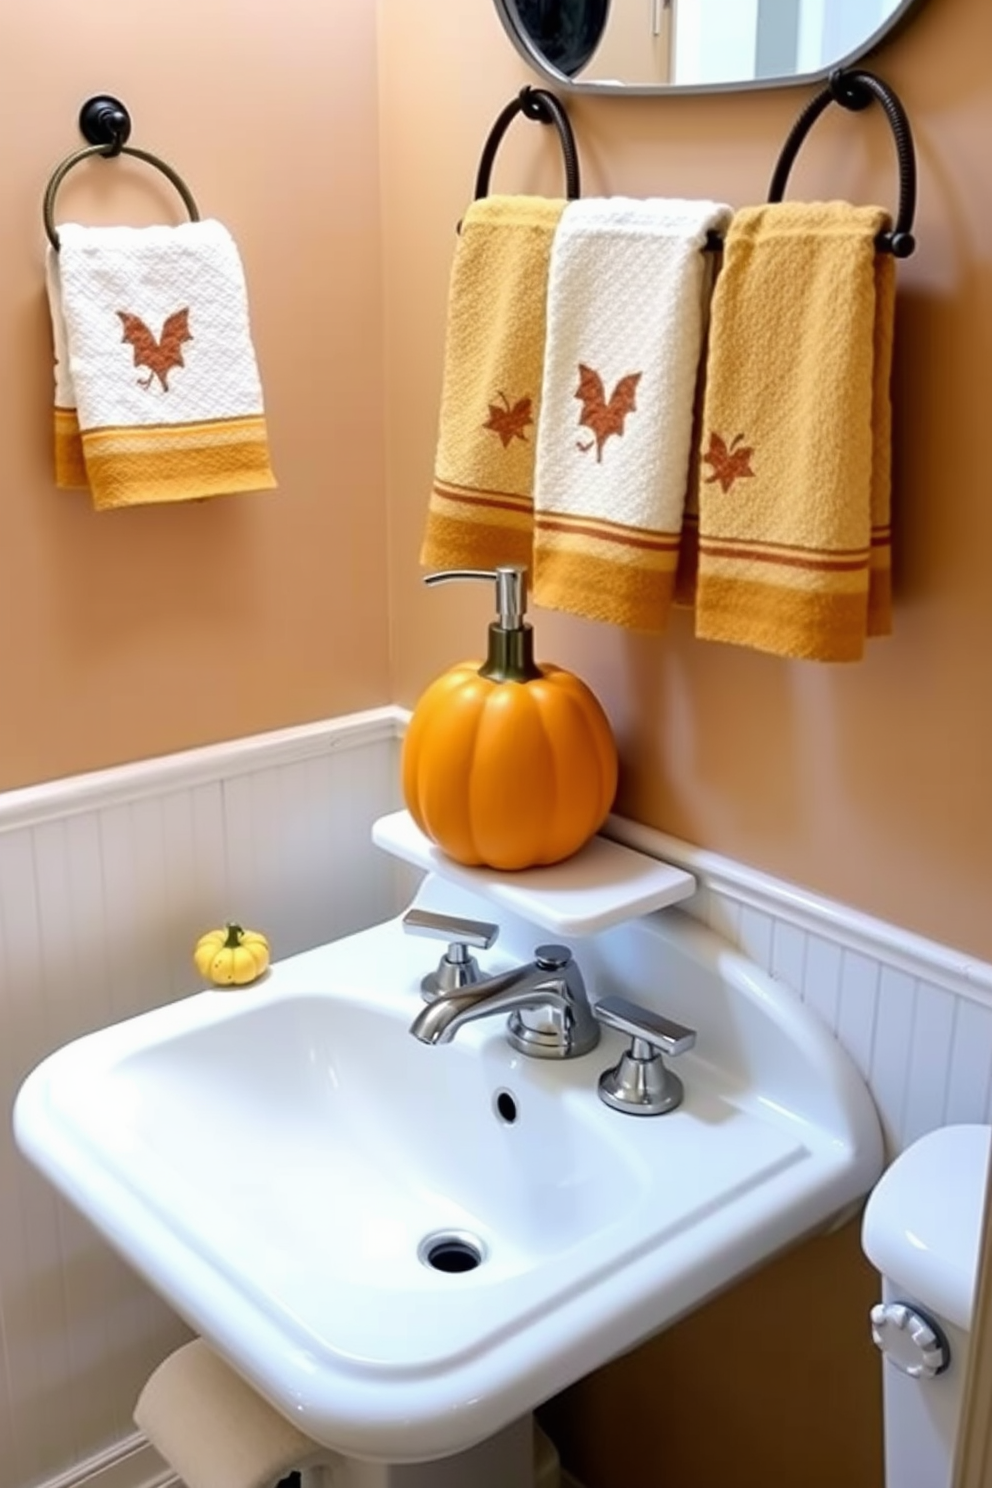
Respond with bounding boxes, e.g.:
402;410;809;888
494;0;927;94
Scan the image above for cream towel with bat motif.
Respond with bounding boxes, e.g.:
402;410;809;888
532;196;732;632
47;220;276;509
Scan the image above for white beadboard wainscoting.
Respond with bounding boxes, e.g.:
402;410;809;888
605;815;992;1158
2;705;991;1488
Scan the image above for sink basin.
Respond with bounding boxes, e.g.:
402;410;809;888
14;874;883;1464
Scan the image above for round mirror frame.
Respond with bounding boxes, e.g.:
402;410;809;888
492;0;929;96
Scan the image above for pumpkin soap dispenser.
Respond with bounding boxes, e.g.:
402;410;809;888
402;566;618;872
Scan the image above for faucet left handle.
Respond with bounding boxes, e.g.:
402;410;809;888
401;909;500;1002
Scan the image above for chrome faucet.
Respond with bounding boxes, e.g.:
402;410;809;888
403;912;599;1060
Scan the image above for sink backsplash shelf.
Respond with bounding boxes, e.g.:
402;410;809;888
371;810;696;937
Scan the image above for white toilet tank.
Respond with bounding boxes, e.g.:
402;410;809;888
862;1124;991;1488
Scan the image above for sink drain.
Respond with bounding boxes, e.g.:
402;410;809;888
418;1230;486;1273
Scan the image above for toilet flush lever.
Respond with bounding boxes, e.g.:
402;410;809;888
594;995;696;1116
402;909;499;1002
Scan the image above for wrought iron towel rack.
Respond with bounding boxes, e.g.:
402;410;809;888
474;86;581;204
43;95;200;251
769;68;917;257
473;69;917;257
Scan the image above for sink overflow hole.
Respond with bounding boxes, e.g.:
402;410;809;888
419;1232;485;1273
494;1089;518;1124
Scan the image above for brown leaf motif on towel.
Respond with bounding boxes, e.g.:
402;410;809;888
575;363;642;463
116;308;192;392
702;431;755;494
483;392;534;448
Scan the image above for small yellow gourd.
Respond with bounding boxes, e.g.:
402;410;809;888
194;923;270;986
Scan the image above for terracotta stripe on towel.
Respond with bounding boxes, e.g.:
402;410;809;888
698;542;871;574
431;485;535;520
536;512;684;555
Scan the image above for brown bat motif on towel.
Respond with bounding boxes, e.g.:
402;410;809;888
575;363;642;462
116;308;192;392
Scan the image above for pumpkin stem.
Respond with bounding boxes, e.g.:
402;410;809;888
223;923;245;948
478;622;542;683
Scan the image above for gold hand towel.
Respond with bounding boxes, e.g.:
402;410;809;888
420;195;567;570
694;202;895;662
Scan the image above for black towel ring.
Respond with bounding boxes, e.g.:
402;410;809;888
44;95;200;251
473;86;581;203
768;68;917;257
473;88;718;254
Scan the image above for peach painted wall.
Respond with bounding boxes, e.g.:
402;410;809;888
0;0;390;792
378;0;992;960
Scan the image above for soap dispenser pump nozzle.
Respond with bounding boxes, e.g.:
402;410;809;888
423;565;541;683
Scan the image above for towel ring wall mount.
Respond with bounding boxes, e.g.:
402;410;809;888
768;69;917;257
44;95;200;251
474;86;581;203
473;88;727;251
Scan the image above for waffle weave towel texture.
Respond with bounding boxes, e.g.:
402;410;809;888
47;219;276;509
420;195;567;570
531;196;732;632
693;201;895;661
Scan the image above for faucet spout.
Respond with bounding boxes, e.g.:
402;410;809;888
409;945;600;1060
410;972;568;1045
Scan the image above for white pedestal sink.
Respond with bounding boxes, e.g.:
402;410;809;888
305;1418;535;1488
13;833;883;1483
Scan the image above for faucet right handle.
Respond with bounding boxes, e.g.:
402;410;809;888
593;995;697;1116
402;909;500;1001
593;995;696;1056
